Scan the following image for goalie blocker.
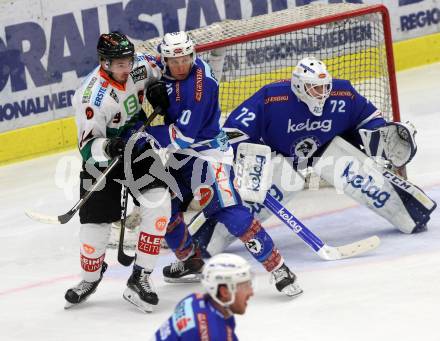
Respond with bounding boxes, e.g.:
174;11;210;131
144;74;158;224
314;136;436;233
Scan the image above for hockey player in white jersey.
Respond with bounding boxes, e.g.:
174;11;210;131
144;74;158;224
65;32;171;313
193;56;436;257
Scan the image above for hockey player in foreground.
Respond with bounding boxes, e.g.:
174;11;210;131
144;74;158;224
152;253;254;340
140;31;302;297
192;56;436;256
65;32;172;312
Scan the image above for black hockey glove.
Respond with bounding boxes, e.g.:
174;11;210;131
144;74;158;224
105;137;125;159
137;107;148;122
146;80;169;115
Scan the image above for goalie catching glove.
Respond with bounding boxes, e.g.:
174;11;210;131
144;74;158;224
359;121;417;168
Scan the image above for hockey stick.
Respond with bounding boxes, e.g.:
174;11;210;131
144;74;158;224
118;186;135;266
25;108;162;225
263;193;380;260
186;195;380;260
233;142;380;260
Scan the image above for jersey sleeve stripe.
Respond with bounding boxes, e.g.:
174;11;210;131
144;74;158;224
355;110;382;130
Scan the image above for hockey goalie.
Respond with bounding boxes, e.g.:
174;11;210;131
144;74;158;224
189;56;437;257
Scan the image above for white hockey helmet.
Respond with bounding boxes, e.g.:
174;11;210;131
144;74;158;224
291;57;332;116
201;253;253;307
159;31;196;68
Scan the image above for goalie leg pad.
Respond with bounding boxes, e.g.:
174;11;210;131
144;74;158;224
79;223;111;282
205;222;237;257
383;171;436;232
315;136;436;233
190;218;236;258
134;188;171;271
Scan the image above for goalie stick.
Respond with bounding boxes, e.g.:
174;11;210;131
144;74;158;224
263;193;380;260
234;141;380;260
25;108;162;225
186;195;380;261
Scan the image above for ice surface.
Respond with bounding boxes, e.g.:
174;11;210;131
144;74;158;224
1;63;439;341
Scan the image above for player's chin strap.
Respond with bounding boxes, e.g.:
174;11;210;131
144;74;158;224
358;121;417;168
233;142;381;260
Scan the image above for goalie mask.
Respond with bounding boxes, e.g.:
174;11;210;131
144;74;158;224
291;57;332;116
158;31;196;73
201;253;253;307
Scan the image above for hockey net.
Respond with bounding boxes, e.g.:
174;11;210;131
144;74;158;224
109;3;400;248
138;3;400;123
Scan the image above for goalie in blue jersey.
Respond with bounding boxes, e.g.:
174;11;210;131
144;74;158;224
192;56;436;257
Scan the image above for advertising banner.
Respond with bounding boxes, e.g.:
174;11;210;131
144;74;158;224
0;0;439;133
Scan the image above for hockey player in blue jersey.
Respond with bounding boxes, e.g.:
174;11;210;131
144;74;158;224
140;31;302;297
192;56;436;256
153;253;253;341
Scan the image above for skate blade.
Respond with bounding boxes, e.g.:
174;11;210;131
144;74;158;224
282;284;303;298
123;288;154;313
64;301;76;309
164;274;201;284
64;298;89;310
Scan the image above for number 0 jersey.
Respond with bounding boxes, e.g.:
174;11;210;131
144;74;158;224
146;57;228;157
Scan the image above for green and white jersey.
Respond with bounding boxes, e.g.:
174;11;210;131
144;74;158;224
73;52;161;163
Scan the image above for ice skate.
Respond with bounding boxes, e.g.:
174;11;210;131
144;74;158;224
163;252;204;283
64;262;108;309
123;265;158;313
271;263;303;298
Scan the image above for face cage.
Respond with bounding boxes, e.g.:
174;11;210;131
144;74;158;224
303;82;332;100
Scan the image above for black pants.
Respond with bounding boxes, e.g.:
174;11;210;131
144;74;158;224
79;149;168;224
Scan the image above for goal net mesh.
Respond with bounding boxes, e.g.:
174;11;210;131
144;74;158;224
138;3;396;122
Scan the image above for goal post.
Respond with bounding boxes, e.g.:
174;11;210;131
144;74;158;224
138;3;400;123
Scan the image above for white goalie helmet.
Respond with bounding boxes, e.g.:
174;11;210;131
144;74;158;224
291;56;333;116
159;31;196;68
201;253;253;307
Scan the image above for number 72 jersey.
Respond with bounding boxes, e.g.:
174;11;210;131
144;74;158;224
224;78;385;162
